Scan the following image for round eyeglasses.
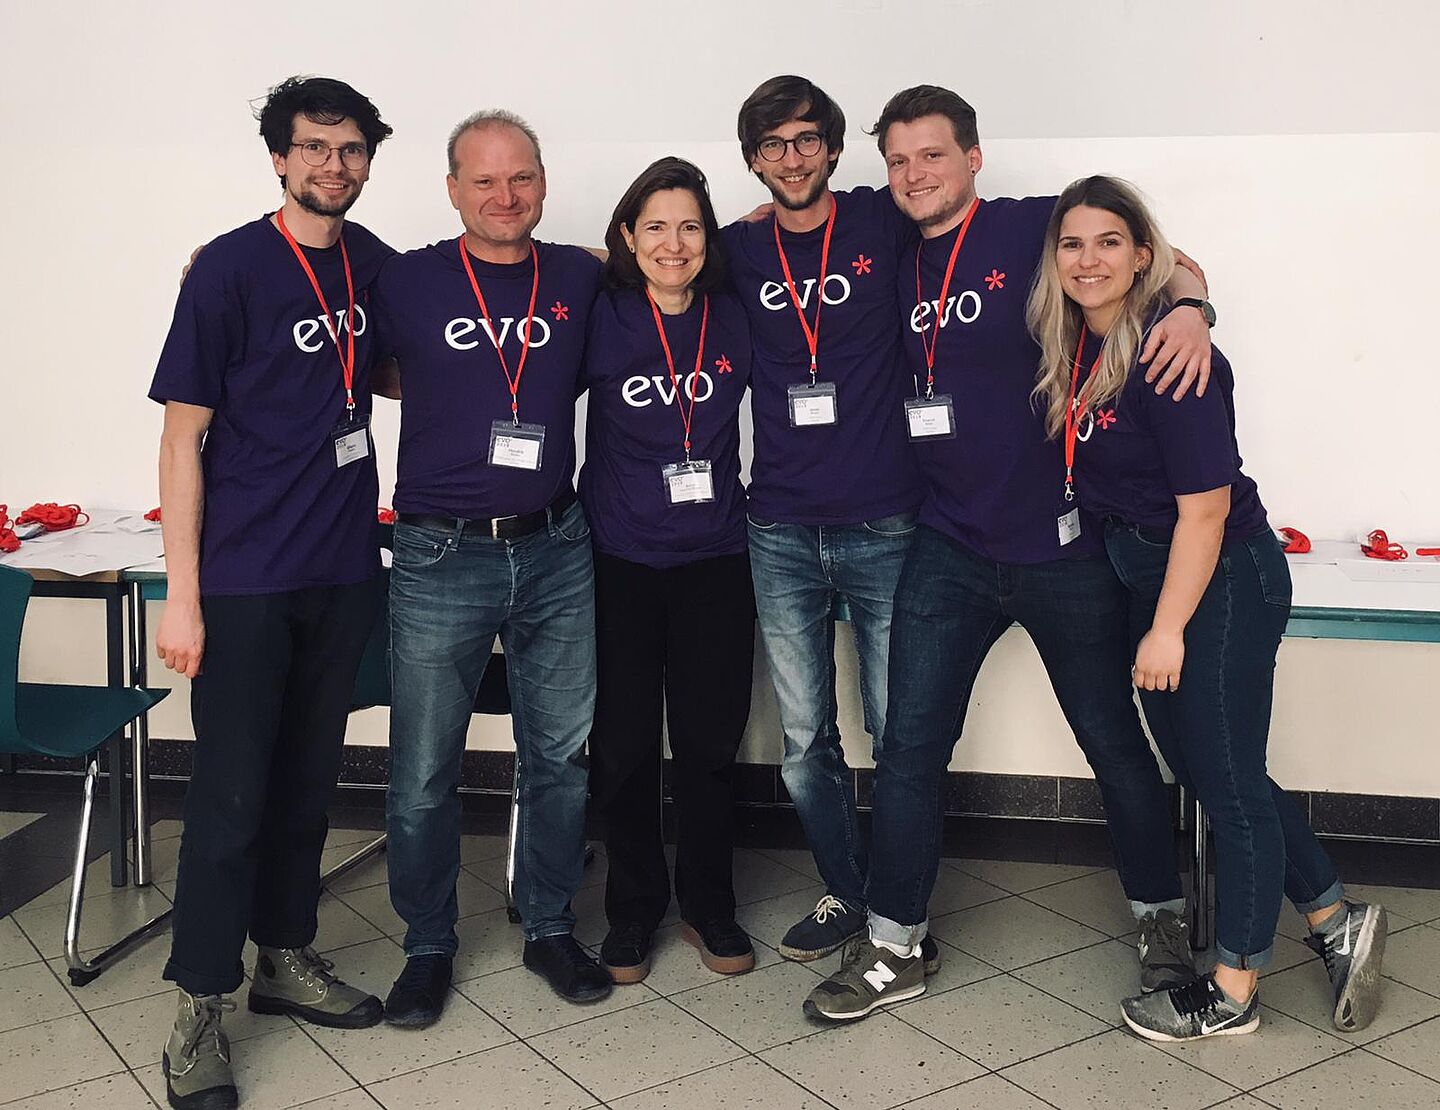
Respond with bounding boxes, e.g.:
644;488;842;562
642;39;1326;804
290;141;370;171
756;131;823;162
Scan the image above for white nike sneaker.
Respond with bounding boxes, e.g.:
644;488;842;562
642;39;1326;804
1121;974;1259;1042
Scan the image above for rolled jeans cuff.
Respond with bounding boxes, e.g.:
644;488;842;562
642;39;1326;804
1215;940;1274;971
868;909;927;949
1292;879;1346;917
403;941;458;960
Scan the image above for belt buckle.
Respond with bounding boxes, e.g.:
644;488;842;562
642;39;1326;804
490;513;518;539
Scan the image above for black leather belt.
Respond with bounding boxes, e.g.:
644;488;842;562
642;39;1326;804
397;489;577;541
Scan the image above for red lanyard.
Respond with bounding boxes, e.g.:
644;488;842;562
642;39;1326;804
772;195;836;382
913;197;981;397
275;209;356;412
646;290;710;461
458;237;540;424
1063;323;1104;501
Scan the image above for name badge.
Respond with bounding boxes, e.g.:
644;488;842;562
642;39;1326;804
788;382;838;427
662;460;715;504
1057;508;1082;546
332;413;371;469
905;395;957;440
488;421;546;471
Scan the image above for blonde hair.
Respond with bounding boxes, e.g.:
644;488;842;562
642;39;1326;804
1027;176;1176;439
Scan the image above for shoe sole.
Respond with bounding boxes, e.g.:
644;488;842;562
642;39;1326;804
779;926;866;962
162;1051;238;1110
247;992;384;1029
681;924;755;975
1121;1009;1260;1042
603;956;652;985
382;1006;444;1030
1334;904;1388;1033
802;981;926;1023
523;960;614;1003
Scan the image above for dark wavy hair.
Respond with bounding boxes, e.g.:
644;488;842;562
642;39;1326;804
602;157;728;294
736;75;845;170
870;84;979;156
257;75;393;164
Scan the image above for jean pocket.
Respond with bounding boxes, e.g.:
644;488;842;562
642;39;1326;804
1245;531;1293;608
862;511;918;538
391;527;450;570
552;501;591;542
746;513;781;531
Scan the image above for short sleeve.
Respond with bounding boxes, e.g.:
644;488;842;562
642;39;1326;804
1144;382;1241;496
148;252;244;409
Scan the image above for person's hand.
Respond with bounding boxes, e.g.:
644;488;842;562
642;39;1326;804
1134;627;1184;691
1141;305;1212;400
157;599;205;678
741;201;774;223
180;242;207;285
1173;248;1208;295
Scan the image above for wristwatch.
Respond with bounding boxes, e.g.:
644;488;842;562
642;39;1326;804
1173;297;1216;327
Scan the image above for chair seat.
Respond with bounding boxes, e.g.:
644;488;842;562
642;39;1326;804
7;683;168;759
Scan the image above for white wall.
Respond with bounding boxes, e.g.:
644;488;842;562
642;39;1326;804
4;1;1438;794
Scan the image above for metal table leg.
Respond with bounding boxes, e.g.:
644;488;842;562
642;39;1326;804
127;580;152;887
104;588;129;888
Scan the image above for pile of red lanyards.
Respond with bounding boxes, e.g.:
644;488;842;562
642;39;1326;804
0;503;90;553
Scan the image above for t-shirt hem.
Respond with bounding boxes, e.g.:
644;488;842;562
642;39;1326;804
199;566;380;597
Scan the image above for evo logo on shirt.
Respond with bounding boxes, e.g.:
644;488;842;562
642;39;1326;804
908;290;983;334
622;369;718;408
758;273;852;312
293;305;368;353
444;315;553;352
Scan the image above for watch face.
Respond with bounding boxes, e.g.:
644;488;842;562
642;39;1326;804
1200;301;1217;326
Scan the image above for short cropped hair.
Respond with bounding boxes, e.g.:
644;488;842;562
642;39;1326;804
602;157;728;295
447;110;543;176
256;75;392;158
870;85;979;155
736;75;845;168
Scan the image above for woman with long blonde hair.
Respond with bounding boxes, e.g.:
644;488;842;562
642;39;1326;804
1028;175;1386;1043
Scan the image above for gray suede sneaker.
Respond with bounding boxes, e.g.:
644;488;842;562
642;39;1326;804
1304;900;1388;1032
803;939;925;1021
1137;909;1197;993
839;931;943;977
248;945;383;1028
163;990;238;1110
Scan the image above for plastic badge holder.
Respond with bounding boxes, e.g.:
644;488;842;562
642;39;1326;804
488;421;546;470
662;460;715;504
905;394;957;440
788;382;837;427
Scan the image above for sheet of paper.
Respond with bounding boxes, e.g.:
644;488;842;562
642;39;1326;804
0;508;164;574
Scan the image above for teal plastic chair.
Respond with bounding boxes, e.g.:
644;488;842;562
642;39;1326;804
0;565;170;984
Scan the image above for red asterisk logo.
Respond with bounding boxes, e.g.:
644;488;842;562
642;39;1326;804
550;301;569;320
984;269;1006;290
1096;408;1117;429
852;254;873;276
715;355;733;374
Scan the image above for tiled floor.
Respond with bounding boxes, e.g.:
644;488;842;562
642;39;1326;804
3;821;1440;1108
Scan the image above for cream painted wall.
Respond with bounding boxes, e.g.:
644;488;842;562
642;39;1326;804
4;1;1438;794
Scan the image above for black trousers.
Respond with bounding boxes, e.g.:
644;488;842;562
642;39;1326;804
589;550;756;929
164;577;381;995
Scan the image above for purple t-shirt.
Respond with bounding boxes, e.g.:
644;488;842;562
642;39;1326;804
372;239;601;519
579;288;752;568
722;185;923;524
1071;330;1268;540
148;215;392;596
899;195;1105;563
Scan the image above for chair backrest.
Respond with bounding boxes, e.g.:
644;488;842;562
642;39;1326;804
0;566;34;749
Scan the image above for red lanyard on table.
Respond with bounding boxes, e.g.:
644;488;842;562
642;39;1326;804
772;196;836;383
913;198;981;398
458;237;541;425
1063;323;1105;502
275;209;356;415
646;290;710;462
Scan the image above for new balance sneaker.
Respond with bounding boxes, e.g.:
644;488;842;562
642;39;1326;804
1137;909;1198;993
1304;899;1388;1032
601;922;655;985
839;931;943;976
1121;974;1259;1042
681;918;756;975
163;989;238;1110
248;946;383;1028
523;934;613;1003
803;939;925;1021
780;894;866;960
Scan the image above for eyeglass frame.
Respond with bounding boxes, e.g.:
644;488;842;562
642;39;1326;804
755;131;825;162
288;141;371;171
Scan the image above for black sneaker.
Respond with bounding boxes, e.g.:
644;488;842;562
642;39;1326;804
1304;900;1388;1032
601;922;654;985
524;934;613;1003
780;894;866;961
1137;909;1197;993
681;919;755;975
384;954;452;1029
1121;974;1259;1042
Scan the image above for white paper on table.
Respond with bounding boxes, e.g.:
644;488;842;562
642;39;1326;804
1338;542;1440;584
0;507;164;574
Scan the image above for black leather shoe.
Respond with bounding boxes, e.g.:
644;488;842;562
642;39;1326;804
682;918;755;975
523;934;613;1003
384;954;452;1028
601;922;654;985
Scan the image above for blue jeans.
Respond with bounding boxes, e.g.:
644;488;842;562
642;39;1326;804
1105;523;1343;970
386;500;596;950
868;525;1184;945
746;511;916;909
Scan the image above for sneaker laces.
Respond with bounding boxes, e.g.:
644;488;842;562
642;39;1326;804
291;945;338;986
181;995;235;1060
605;922;650;954
810;894;847;924
395;954;445;990
1304;929;1341;977
1142;913;1192;968
1168;976;1224;1018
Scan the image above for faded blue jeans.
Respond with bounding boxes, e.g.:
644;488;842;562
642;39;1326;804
746;511;916;910
386;500;595;951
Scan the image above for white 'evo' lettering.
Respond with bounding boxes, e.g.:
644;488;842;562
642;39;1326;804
443;315;553;352
621;371;716;408
293;304;368;353
908;291;983;333
759;273;852;312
